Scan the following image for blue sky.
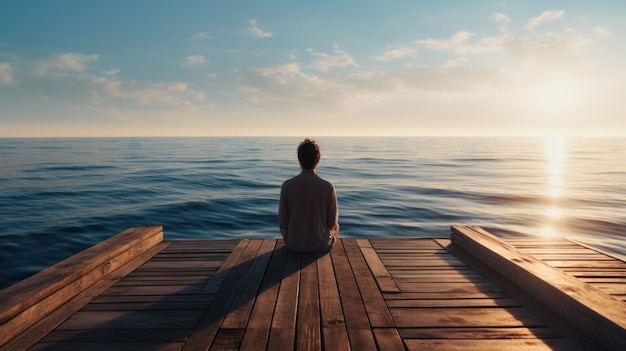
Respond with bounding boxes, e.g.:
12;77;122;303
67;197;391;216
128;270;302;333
1;0;624;137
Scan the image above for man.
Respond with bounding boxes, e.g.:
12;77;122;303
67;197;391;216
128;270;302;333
279;139;339;252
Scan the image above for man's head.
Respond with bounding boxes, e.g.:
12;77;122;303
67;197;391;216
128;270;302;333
297;138;321;170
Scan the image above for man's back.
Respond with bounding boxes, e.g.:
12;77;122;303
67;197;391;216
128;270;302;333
279;172;338;252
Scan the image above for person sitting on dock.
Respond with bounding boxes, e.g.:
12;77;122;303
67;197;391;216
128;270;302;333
279;138;339;252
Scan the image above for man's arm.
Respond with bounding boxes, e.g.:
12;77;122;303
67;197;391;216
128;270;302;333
278;185;289;239
327;185;339;236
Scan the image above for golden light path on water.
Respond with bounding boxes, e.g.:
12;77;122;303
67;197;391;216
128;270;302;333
542;136;566;238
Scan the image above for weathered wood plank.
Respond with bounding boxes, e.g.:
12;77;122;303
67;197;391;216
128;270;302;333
404;338;582;351
57;309;204;330
357;239;401;293
209;329;245;351
0;226;164;347
267;249;301;350
30;341;184;351
399;326;560;339
395;281;503;294
182;239;262;351
372;328;405;351
451;225;626;351
391;307;545;328
331;240;378;350
384;291;509;300
386;298;519;308
221;239;276;329
239;241;287;350
0;241;170;351
343;239;395;327
296;254;321;351
331;240;370;329
317;249;350;351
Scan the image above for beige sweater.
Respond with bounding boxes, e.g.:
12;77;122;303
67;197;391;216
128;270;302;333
279;172;339;252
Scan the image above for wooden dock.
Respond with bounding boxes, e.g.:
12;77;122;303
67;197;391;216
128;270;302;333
1;225;625;350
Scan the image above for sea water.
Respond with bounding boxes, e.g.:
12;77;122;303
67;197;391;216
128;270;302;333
1;137;624;289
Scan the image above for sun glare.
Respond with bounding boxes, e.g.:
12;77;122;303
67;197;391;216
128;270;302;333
542;136;566;238
529;77;581;114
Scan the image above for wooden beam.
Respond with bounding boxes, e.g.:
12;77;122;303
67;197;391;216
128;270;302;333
451;225;626;351
0;226;163;347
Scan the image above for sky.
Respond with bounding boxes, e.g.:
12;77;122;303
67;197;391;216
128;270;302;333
1;0;625;137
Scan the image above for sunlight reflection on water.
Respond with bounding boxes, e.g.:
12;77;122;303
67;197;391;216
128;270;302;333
542;136;566;238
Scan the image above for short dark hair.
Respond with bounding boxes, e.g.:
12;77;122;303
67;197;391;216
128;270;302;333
297;138;321;170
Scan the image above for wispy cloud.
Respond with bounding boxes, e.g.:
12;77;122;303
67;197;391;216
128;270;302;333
93;78;207;111
192;32;211;40
0;63;13;84
526;10;564;30
415;31;498;55
247;19;272;38
306;47;357;72
182;55;207;67
371;47;416;62
35;52;98;75
490;13;511;33
593;26;612;38
105;69;120;76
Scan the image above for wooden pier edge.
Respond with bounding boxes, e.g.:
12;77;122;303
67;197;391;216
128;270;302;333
0;225;164;347
450;225;626;351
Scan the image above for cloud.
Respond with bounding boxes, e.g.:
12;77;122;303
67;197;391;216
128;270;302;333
182;55;207;67
35;52;98;75
106;69;120;76
490;13;511;33
192;32;211;40
237;61;512;114
0;63;13;84
498;28;588;68
247;19;272;38
306;47;357;72
415;25;588;70
593;26;612;38
526;11;564;30
371;47;416;62
415;31;499;55
93;77;207;112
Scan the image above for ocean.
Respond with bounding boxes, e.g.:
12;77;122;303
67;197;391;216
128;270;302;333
1;137;624;290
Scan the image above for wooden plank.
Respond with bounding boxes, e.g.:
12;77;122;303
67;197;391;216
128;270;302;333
56;309;204;330
317;249;350;351
209;329;244;351
221;239;276;329
296;254;321;351
331;240;378;350
391;307;545;328
239;241;287;350
39;328;189;343
343;239;395;327
356;239;401;293
386;298;519;308
451;225;626;351
0;226;163;347
404;338;582;351
1;241;170;351
395;282;503;294
182;239;262;351
267;249;301;350
384;291;509;300
372;328;405;351
30;341;184;351
330;240;370;329
399;327;560;339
